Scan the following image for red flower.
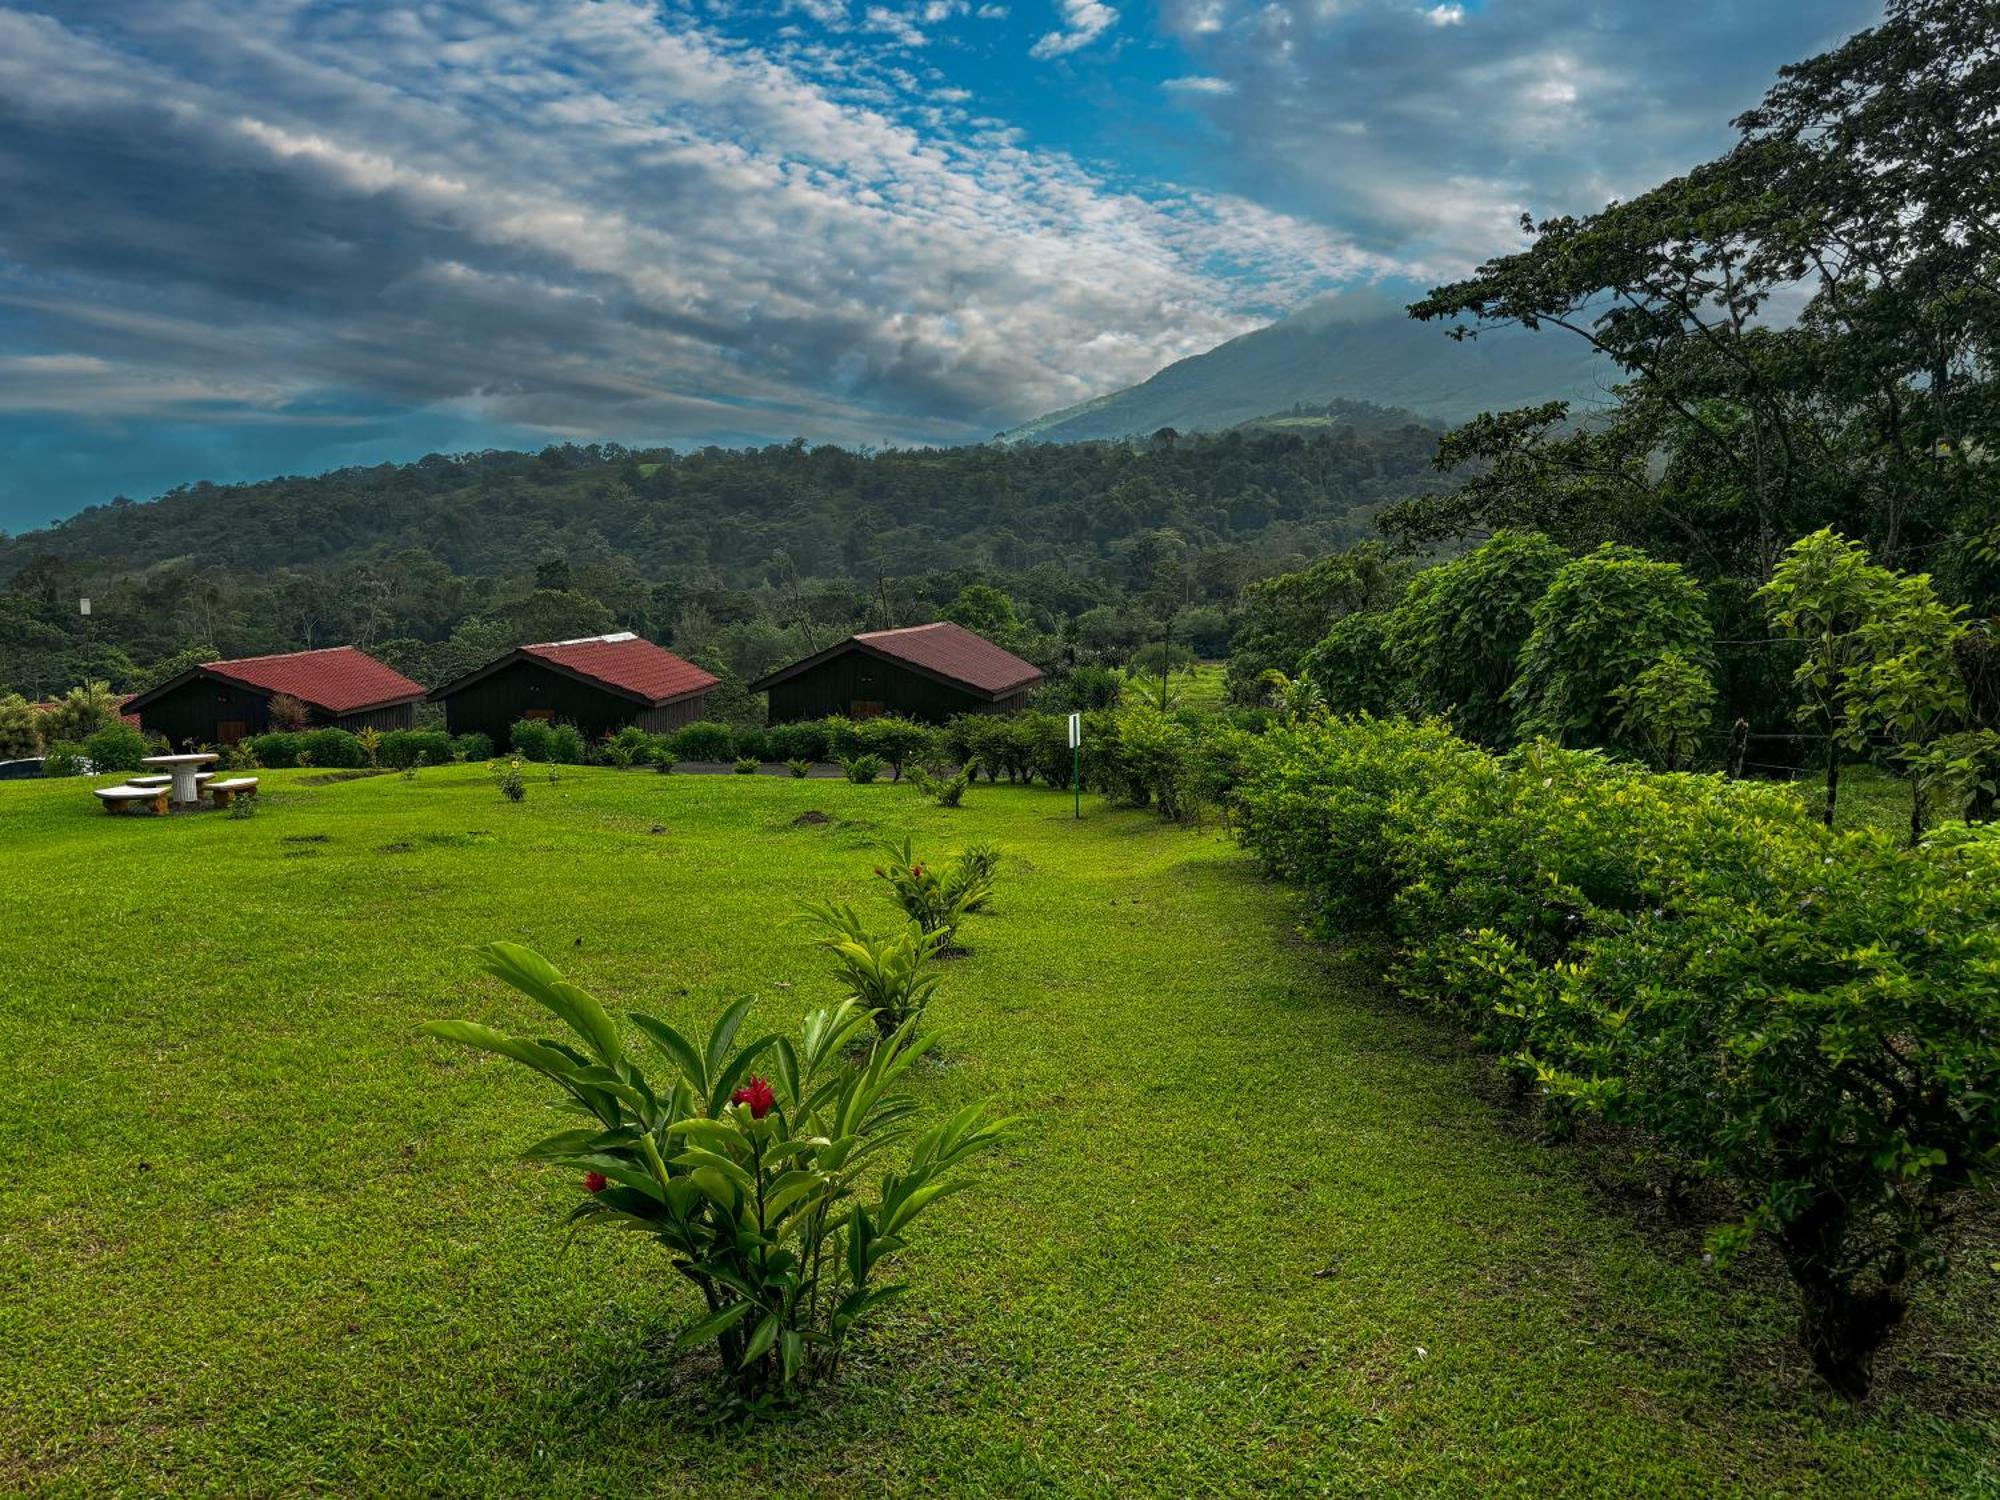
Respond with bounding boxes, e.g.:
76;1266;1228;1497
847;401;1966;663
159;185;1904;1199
584;1171;609;1194
732;1075;777;1119
910;864;924;878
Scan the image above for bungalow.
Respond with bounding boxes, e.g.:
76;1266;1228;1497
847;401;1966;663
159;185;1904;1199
428;632;719;744
123;645;426;746
751;622;1044;725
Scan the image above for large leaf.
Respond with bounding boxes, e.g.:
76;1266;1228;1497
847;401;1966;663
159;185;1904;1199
675;1299;754;1351
479;943;624;1067
419;1021;579;1079
628;1012;704;1090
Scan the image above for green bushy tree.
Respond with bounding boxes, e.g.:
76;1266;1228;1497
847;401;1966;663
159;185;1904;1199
1510;544;1712;754
1383;530;1568;745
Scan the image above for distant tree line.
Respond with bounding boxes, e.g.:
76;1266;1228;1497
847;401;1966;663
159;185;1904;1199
0;423;1445;702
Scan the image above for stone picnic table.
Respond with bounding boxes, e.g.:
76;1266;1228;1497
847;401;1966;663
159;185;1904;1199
140;752;220;805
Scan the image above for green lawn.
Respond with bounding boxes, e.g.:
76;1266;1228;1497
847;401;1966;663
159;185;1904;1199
2;767;1995;1495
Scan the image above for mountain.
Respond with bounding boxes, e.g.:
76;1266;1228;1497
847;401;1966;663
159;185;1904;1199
1001;287;1613;444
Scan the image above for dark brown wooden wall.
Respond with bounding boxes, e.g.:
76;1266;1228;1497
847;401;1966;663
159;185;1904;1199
764;649;1001;725
133;674;415;746
437;658;705;744
135;675;276;748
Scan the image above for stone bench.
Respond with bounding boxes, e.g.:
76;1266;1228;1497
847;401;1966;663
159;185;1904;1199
94;784;171;816
204;777;260;808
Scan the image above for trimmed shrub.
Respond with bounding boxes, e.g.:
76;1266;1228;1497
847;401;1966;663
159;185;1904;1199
510;719;554;762
452;732;495;762
83;722;149;774
547;724;589;765
246;731;304;768
733;757;760;774
858;716;939;781
765;720;830;763
731;726;771;762
40;740;88;777
785;758;811;779
300;728;366;769
1233;715;2000;1396
380;730;456;769
672;720;735;762
822;715;865;762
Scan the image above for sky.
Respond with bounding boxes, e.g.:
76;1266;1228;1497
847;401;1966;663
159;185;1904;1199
0;0;1881;532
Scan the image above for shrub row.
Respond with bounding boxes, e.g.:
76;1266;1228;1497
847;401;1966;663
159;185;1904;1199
1232;715;2000;1395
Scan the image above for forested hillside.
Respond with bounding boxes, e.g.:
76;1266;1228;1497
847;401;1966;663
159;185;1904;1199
0;421;1444;698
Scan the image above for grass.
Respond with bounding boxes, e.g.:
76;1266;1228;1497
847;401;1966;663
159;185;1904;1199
2;766;1996;1496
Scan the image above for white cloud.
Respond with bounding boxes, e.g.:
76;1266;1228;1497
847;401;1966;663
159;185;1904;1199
1154;0;1884;273
0;0;1393;451
1029;0;1117;58
1163;75;1234;95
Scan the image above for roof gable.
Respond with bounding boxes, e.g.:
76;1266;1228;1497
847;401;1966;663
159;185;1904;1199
430;633;718;706
751;622;1043;700
126;646;425;716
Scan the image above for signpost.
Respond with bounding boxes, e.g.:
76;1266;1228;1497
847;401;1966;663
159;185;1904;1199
1068;711;1081;820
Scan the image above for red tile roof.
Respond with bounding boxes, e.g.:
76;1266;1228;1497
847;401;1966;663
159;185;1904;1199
517;633;718;705
850;622;1044;696
203;646;426;714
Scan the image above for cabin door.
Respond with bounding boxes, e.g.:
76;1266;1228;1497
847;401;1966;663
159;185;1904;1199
216;720;248;746
849;700;885;720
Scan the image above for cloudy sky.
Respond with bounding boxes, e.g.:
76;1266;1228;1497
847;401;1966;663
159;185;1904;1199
0;0;1878;530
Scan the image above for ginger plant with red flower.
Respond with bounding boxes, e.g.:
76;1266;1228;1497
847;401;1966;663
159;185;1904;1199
423;942;1010;1407
869;835;999;949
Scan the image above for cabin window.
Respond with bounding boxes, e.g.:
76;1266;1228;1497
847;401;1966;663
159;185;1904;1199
850;700;885;720
524;708;555;722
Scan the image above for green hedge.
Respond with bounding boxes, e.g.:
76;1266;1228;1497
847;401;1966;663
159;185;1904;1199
379;730;456;769
1233;715;2000;1396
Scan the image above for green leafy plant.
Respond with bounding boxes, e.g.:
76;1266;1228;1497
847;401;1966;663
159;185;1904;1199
82;721;149;774
421;944;1009;1407
841;754;884;785
654;750;679;775
1510;543;1713;754
510;719;555;762
734;757;760;775
673;721;735;762
356;726;383;768
0;693;41;759
493;760;527;802
1233;713;2000;1397
800;903;946;1041
451;732;494;762
1610;651;1717;771
39;740;88;778
871;836;998;948
785;757;811;779
299;728;367;769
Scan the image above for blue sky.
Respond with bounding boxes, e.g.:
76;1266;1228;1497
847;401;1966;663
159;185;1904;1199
0;0;1880;531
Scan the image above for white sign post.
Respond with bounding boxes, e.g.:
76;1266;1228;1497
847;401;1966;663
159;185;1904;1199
1067;712;1081;819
